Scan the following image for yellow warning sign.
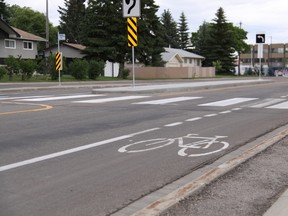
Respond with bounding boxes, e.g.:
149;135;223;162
55;52;62;71
127;17;138;47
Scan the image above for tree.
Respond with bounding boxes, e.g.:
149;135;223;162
58;0;86;44
178;12;189;49
0;0;9;21
7;5;58;48
160;9;179;48
82;0;165;78
231;25;249;75
208;7;236;74
191;21;213;66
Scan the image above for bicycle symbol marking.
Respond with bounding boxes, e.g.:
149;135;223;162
118;134;229;157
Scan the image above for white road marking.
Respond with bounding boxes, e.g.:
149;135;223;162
17;95;100;102
74;96;150;103
199;98;258;107
204;114;218;117
0;96;52;101
186;117;202;122
165;122;183;127
232;108;243;111
133;97;202;105
0;127;160;172
220;110;232;114
267;101;288;109
247;98;286;108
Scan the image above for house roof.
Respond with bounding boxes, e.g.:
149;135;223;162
12;27;47;42
0;18;46;42
63;42;86;50
162;47;205;62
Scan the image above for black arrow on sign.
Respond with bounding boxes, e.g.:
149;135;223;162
126;0;136;14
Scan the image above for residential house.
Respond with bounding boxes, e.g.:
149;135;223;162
0;18;46;64
161;47;205;67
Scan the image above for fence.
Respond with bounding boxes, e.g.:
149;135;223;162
127;66;215;79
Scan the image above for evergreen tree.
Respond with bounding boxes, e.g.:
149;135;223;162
82;0;165;77
58;0;86;44
208;7;235;74
191;21;213;66
160;9;179;48
178;12;189;49
0;0;9;21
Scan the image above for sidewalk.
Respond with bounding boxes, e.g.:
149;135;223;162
263;189;288;216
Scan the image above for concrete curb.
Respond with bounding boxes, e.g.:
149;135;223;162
112;124;288;216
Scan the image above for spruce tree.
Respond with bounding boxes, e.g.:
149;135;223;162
160;9;179;48
58;0;86;44
178;12;189;49
208;7;235;74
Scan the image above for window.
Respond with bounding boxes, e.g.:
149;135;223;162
23;41;33;50
4;39;16;49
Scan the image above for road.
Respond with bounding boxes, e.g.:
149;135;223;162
0;79;288;216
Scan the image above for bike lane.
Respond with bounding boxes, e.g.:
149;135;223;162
1;96;287;216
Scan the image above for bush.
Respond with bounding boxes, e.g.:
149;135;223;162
0;66;7;80
20;60;37;80
88;60;105;80
69;59;89;80
5;56;20;80
123;68;130;79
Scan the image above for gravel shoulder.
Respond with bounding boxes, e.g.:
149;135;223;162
161;136;288;216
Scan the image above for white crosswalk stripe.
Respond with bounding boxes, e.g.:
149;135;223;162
267;101;288;109
198;98;258;107
246;98;286;108
0;96;53;101
74;96;150;104
133;97;203;105
16;95;101;102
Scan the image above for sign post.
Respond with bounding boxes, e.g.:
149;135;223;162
57;32;65;86
256;33;265;80
123;0;140;88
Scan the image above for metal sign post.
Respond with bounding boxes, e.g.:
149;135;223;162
124;1;140;88
57;32;65;86
127;17;138;88
256;33;265;80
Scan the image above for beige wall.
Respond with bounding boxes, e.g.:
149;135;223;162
127;66;215;79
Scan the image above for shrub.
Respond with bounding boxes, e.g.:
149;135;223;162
123;68;130;79
4;56;20;80
20;60;37;80
88;60;105;80
0;66;7;80
69;59;89;80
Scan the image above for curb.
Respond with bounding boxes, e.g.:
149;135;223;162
112;124;288;216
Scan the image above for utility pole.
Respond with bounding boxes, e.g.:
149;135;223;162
46;0;49;48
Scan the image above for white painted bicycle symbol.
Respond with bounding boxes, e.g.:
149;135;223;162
118;134;229;157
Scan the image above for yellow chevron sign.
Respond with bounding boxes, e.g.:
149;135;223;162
55;52;62;71
127;17;138;47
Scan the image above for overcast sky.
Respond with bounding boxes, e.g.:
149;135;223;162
5;0;288;44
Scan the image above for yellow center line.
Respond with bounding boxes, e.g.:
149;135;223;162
0;102;53;115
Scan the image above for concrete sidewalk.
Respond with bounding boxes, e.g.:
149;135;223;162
92;79;272;94
263;188;288;216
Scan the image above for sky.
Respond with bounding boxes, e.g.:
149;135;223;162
5;0;288;44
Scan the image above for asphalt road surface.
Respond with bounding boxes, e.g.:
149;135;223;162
0;79;288;216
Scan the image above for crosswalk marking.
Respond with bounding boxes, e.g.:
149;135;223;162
198;98;258;107
0;96;52;101
74;96;150;104
267;101;288;109
133;97;202;105
16;95;100;102
246;98;286;108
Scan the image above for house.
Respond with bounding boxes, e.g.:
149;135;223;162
0;18;47;64
161;47;205;67
46;42;120;77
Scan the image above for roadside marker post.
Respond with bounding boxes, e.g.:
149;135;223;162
57;32;66;86
123;0;141;88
